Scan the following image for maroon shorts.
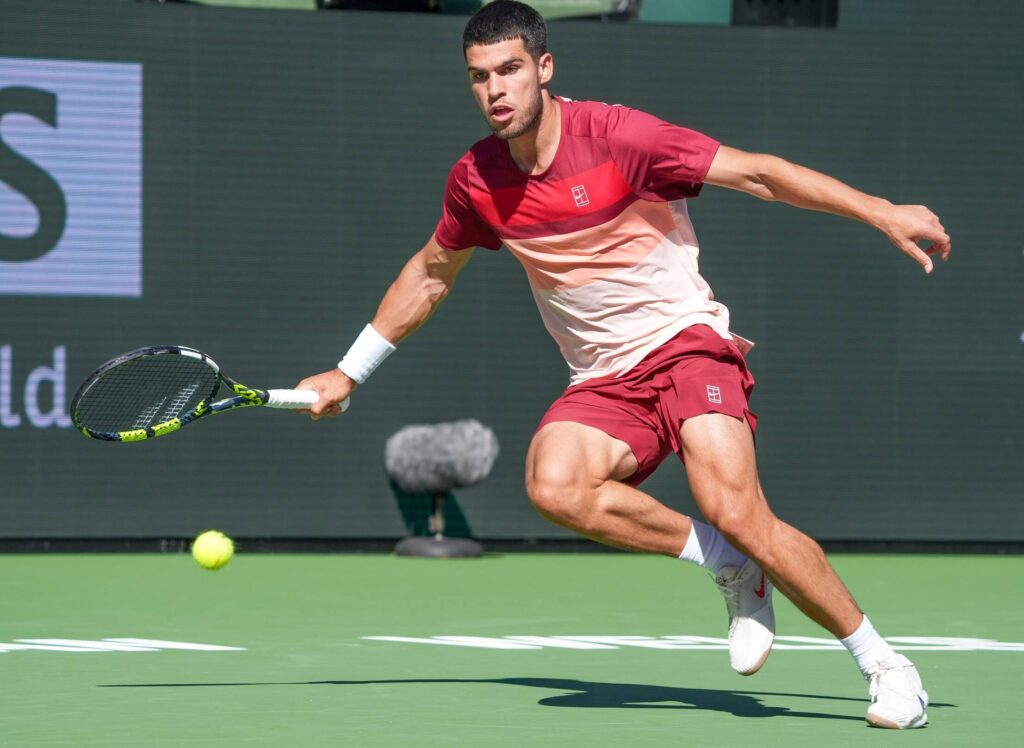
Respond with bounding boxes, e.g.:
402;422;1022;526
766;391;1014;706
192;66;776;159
536;324;756;487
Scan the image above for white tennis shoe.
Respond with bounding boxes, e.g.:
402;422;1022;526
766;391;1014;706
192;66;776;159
714;559;775;675
865;654;929;729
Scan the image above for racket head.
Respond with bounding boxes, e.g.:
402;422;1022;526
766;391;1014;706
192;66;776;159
71;346;222;442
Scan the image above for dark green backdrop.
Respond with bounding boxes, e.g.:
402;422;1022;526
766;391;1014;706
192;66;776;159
0;0;1020;540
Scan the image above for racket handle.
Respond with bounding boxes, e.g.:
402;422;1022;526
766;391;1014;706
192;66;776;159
265;389;351;412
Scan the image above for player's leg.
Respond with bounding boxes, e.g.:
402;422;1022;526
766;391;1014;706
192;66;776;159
525;418;770;675
680;412;928;729
525;420;690;555
681;412;860;632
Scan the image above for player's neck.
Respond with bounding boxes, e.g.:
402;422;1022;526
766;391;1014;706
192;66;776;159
507;93;560;176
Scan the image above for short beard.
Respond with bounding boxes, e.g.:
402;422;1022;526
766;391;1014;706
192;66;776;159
491;88;543;141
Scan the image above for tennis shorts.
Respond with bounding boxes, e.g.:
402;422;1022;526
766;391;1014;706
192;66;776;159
536;324;757;487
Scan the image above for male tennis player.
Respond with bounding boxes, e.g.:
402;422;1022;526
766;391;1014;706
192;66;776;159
297;0;949;729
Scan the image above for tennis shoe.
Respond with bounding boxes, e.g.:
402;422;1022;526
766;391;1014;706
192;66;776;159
715;559;775;675
865;654;929;729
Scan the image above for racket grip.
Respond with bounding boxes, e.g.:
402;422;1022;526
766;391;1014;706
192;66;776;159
265;389;351;412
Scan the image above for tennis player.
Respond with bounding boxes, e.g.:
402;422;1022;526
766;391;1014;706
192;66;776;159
297;0;949;729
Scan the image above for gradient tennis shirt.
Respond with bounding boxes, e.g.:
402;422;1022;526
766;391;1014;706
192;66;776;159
435;97;751;384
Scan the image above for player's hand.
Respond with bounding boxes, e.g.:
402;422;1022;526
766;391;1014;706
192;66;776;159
293;368;357;420
879;204;952;274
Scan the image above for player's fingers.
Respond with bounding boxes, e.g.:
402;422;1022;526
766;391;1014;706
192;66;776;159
925;233;952;261
307;399;329;419
903;242;933;273
937;235;952;261
307;401;342;419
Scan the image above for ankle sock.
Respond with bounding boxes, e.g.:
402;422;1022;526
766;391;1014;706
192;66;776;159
841;615;898;675
678;519;749;574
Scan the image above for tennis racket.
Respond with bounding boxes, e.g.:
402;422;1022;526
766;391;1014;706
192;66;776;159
71;345;348;442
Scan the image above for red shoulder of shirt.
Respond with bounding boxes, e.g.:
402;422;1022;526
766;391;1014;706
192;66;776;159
434;142;505;251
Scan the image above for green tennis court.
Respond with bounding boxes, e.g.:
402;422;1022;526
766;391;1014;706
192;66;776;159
2;552;1021;746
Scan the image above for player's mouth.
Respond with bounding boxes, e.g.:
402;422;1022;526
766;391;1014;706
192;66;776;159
489;105;515;124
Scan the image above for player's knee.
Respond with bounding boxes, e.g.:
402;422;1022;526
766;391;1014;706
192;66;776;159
703;493;774;553
711;509;759;551
526;463;595;527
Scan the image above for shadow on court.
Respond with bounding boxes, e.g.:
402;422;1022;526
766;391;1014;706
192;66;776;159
100;676;956;722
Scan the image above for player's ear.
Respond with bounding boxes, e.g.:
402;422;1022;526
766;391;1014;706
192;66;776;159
537;52;554;86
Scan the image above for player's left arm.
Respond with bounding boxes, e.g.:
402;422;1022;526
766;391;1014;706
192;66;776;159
704;145;952;273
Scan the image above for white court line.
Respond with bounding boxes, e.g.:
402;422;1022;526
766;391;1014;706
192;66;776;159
0;638;246;654
362;635;1024;652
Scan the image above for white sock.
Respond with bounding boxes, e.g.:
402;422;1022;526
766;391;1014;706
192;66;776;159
841;615;897;675
678;519;749;574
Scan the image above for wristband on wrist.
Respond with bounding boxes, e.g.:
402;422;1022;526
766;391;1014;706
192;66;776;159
338;324;396;384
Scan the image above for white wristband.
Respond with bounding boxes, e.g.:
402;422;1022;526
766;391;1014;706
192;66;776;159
338;324;396;384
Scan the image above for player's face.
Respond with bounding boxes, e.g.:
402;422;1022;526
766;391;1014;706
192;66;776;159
466;39;553;141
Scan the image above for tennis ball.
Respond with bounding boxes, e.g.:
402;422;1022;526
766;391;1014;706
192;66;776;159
191;530;234;571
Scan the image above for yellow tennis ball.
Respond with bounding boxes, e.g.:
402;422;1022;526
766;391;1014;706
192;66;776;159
191;530;234;571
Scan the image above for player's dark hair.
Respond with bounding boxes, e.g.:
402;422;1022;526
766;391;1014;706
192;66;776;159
463;1;547;60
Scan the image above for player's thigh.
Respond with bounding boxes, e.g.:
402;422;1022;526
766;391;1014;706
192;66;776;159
526;421;639;499
679;413;773;533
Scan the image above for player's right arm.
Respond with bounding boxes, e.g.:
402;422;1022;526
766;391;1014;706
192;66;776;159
371;234;475;346
296;234;474;418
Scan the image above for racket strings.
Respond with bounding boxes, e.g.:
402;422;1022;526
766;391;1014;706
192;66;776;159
73;354;219;434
